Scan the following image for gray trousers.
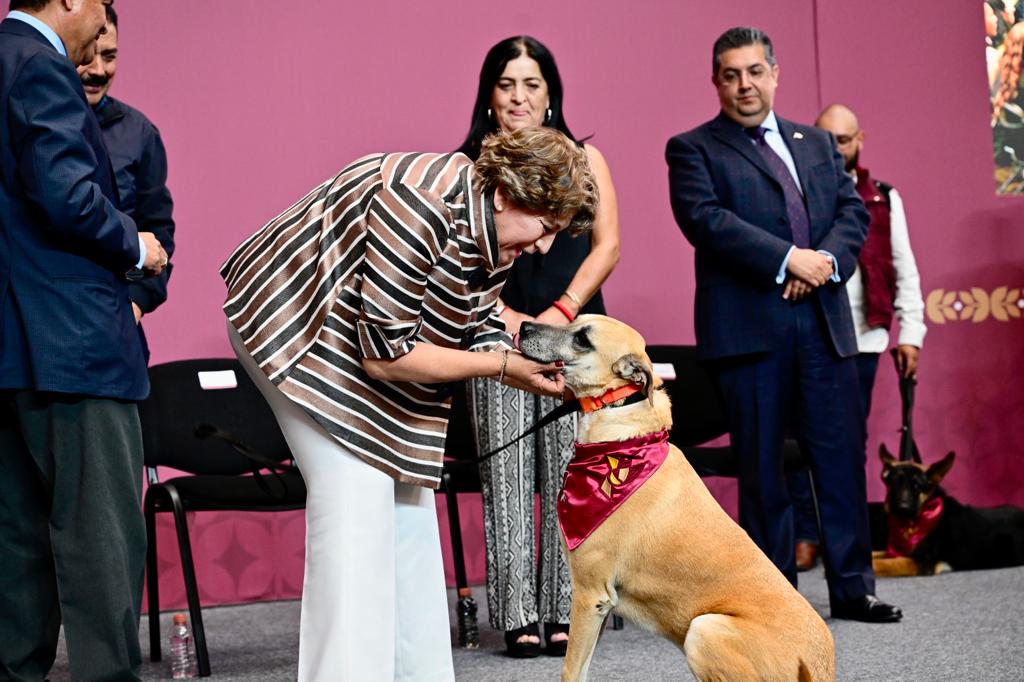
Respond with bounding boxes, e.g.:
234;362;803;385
0;391;145;682
467;378;574;631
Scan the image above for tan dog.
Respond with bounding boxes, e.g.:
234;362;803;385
518;315;834;682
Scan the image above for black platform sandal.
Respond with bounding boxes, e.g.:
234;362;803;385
504;623;541;658
544;622;569;657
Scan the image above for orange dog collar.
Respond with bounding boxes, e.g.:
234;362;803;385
578;384;644;413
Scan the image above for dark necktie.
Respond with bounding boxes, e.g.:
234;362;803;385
746;126;810;248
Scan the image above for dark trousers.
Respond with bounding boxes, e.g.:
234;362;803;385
0;391;145;682
790;351;881;542
712;301;875;604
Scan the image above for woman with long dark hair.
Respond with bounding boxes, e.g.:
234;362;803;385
458;36;621;658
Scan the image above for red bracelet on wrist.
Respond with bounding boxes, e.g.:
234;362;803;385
552;300;575;322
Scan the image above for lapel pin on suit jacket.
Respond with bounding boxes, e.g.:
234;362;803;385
793;132;804;139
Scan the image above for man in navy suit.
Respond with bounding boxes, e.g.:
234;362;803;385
666;26;901;622
0;0;168;679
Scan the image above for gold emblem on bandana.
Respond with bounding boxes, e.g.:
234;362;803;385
600;456;631;497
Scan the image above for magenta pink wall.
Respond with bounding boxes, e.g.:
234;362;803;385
118;2;1023;605
815;0;1024;505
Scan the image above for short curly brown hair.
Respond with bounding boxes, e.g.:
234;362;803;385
474;127;597;236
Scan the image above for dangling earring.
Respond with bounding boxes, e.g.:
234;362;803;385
487;108;493;120
545;108;552;124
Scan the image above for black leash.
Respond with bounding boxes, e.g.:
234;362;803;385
892;348;922;464
444;399;582;468
444;390;650;468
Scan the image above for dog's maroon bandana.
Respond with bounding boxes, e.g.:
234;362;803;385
886;496;944;557
557;431;670;551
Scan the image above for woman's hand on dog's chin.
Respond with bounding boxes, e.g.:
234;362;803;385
503;352;566;397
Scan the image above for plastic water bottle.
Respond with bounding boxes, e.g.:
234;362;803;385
169;613;198;679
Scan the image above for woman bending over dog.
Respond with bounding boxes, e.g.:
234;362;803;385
221;126;596;681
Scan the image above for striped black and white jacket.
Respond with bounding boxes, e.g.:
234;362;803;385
222;152;512;487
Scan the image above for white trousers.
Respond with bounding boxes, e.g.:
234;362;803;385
229;324;455;682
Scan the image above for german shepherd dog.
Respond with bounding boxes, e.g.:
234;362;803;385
873;444;1024;577
518;315;833;682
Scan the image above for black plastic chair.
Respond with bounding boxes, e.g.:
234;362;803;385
645;345;814;477
438;386;485;648
140;358;306;677
645;345;822;553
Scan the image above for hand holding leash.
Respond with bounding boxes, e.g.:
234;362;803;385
891;349;922;464
893;344;920;379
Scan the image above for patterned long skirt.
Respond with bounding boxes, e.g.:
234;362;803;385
466;377;575;630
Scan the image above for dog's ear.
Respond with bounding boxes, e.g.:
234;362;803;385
879;443;897;481
926;451;955;485
612;353;654;403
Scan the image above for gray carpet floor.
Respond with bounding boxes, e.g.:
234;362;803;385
50;564;1024;681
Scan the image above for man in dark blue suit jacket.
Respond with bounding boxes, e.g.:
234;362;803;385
0;1;168;679
667;26;901;623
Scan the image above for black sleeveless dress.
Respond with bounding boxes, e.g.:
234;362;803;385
499;230;605;316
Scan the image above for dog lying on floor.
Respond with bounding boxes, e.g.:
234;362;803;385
517;315;834;682
872;444;1024;577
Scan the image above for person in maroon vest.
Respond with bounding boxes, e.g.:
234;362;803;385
789;103;927;571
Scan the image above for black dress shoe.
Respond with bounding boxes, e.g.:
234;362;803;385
831;595;903;623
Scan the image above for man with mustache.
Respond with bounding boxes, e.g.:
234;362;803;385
79;3;175;344
0;0;167;679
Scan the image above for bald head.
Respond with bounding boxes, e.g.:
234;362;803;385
816;103;863;172
816;104;859;131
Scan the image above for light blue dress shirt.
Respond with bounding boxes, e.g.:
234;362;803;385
754;111;840;285
758;111;803;193
7;10;65;55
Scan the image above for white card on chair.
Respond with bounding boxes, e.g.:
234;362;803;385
197;369;238;390
652;362;676;380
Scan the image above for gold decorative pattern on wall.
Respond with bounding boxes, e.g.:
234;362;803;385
926;287;1023;323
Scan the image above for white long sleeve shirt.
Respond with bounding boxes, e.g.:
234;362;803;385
845;187;927;352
